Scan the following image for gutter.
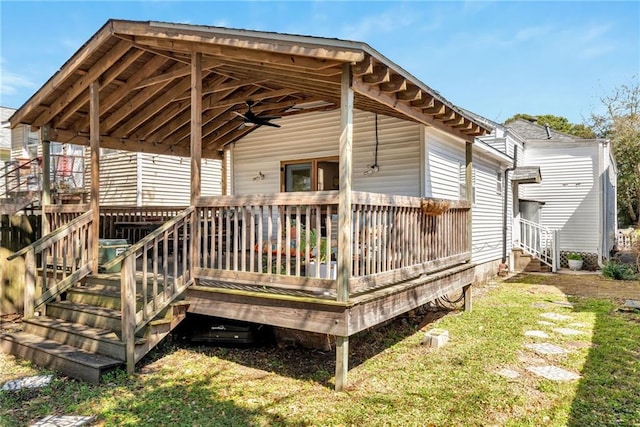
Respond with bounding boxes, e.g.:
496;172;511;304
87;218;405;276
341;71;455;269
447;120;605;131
502;149;518;264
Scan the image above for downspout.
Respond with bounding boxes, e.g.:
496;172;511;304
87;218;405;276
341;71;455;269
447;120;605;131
502;149;518;264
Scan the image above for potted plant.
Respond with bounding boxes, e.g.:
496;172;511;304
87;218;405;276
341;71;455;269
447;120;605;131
302;229;337;279
567;252;583;271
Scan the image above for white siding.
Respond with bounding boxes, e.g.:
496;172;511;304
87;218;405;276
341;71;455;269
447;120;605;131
140;154;222;205
233;109;421;196
97;152;222;206
423;130;464;200
471;157;505;265
520;142;600;253
98;151;138;205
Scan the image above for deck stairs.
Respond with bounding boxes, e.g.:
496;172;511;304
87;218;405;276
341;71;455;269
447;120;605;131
513;218;558;273
0;272;190;383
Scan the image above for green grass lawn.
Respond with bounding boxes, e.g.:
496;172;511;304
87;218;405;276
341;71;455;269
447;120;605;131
1;277;639;426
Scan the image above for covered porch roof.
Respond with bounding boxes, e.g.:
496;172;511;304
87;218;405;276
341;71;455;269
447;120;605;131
10;19;489;160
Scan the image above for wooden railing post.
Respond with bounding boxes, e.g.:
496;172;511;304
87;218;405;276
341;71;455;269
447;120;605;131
121;255;137;374
24;249;36;319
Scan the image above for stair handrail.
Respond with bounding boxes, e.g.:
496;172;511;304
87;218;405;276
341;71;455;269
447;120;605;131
517;217;558;272
1;157;41;199
6;210;95;318
113;206;195;373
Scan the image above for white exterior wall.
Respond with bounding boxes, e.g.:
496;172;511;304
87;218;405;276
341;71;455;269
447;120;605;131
97;152;222;206
232;109;421;196
520;141;600;254
424;128;509;267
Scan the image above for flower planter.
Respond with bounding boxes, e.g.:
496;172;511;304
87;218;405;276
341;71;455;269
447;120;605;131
568;259;583;271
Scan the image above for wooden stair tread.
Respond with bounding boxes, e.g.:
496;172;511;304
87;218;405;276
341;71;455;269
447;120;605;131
0;331;123;370
24;316;122;342
47;301;122;319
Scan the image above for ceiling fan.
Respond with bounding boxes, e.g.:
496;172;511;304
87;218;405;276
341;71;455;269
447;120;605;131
232;100;281;129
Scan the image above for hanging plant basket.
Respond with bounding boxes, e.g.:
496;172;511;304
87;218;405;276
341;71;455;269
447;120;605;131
420;198;452;216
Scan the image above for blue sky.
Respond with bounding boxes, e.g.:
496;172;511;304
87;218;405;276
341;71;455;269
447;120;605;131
1;1;638;124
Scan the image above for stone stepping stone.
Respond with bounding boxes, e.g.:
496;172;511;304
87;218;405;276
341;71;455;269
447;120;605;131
525;330;550;338
525;343;569;355
551;301;574;308
624;300;640;309
2;375;52;391
30;415;95;426
538;320;555;326
569;322;589;328
540;312;572;321
497;368;520;379
553;327;584;336
526;366;581;381
531;302;548;309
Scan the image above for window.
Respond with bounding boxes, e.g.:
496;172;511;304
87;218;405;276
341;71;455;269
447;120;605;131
282;157;339;192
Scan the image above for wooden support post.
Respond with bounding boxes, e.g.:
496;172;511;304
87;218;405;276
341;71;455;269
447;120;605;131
24;250;36;319
121;255;136;374
335;335;349;391
190;52;203;271
463;284;472;312
465;141;473;255
89;82;100;274
336;63;354;392
40;126;51;235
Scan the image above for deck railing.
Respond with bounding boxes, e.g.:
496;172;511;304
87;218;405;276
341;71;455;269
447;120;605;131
100;207;194;373
194;191;471;298
7;211;94;318
45;204;91;231
99;206;187;242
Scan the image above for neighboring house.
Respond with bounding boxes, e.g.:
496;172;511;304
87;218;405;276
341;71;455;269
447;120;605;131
508;118;617;270
0;107;15;162
465;115;617;272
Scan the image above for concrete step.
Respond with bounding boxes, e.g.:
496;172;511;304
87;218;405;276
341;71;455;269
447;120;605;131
0;331;122;383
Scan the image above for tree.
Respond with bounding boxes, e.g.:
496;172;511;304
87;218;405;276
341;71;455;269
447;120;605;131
589;77;640;226
504;113;596;139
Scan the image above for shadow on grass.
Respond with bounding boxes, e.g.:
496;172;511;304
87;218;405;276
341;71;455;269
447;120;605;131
162;307;453;388
566;299;640;426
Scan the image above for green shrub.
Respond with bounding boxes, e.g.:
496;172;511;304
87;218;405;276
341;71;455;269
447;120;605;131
602;261;638;280
568;252;583;261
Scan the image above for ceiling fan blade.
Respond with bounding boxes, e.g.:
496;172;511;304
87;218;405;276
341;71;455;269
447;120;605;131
260;120;281;128
258;115;281;120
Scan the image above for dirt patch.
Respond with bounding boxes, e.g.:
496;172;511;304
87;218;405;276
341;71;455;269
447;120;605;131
506;272;640;301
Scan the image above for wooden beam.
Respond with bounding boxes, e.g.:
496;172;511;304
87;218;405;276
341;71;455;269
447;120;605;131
10;21;114;127
33;40;132;127
363;65;390;84
134;60;220;89
352;76;477;142
72;55;169;132
47;128;221;160
54;49;146;128
112;69;213;137
378;75;407;93
101;63;192;133
132;36;345;71
191;52;203;205
112;20;365;62
336;63;353;392
396;85;422;101
89;81;100;274
465;140;473;254
40;126;51;236
463;284;472;312
352;54;374;76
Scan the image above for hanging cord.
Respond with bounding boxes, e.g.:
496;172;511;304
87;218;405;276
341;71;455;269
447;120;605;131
372;113;379;168
435;290;465;309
